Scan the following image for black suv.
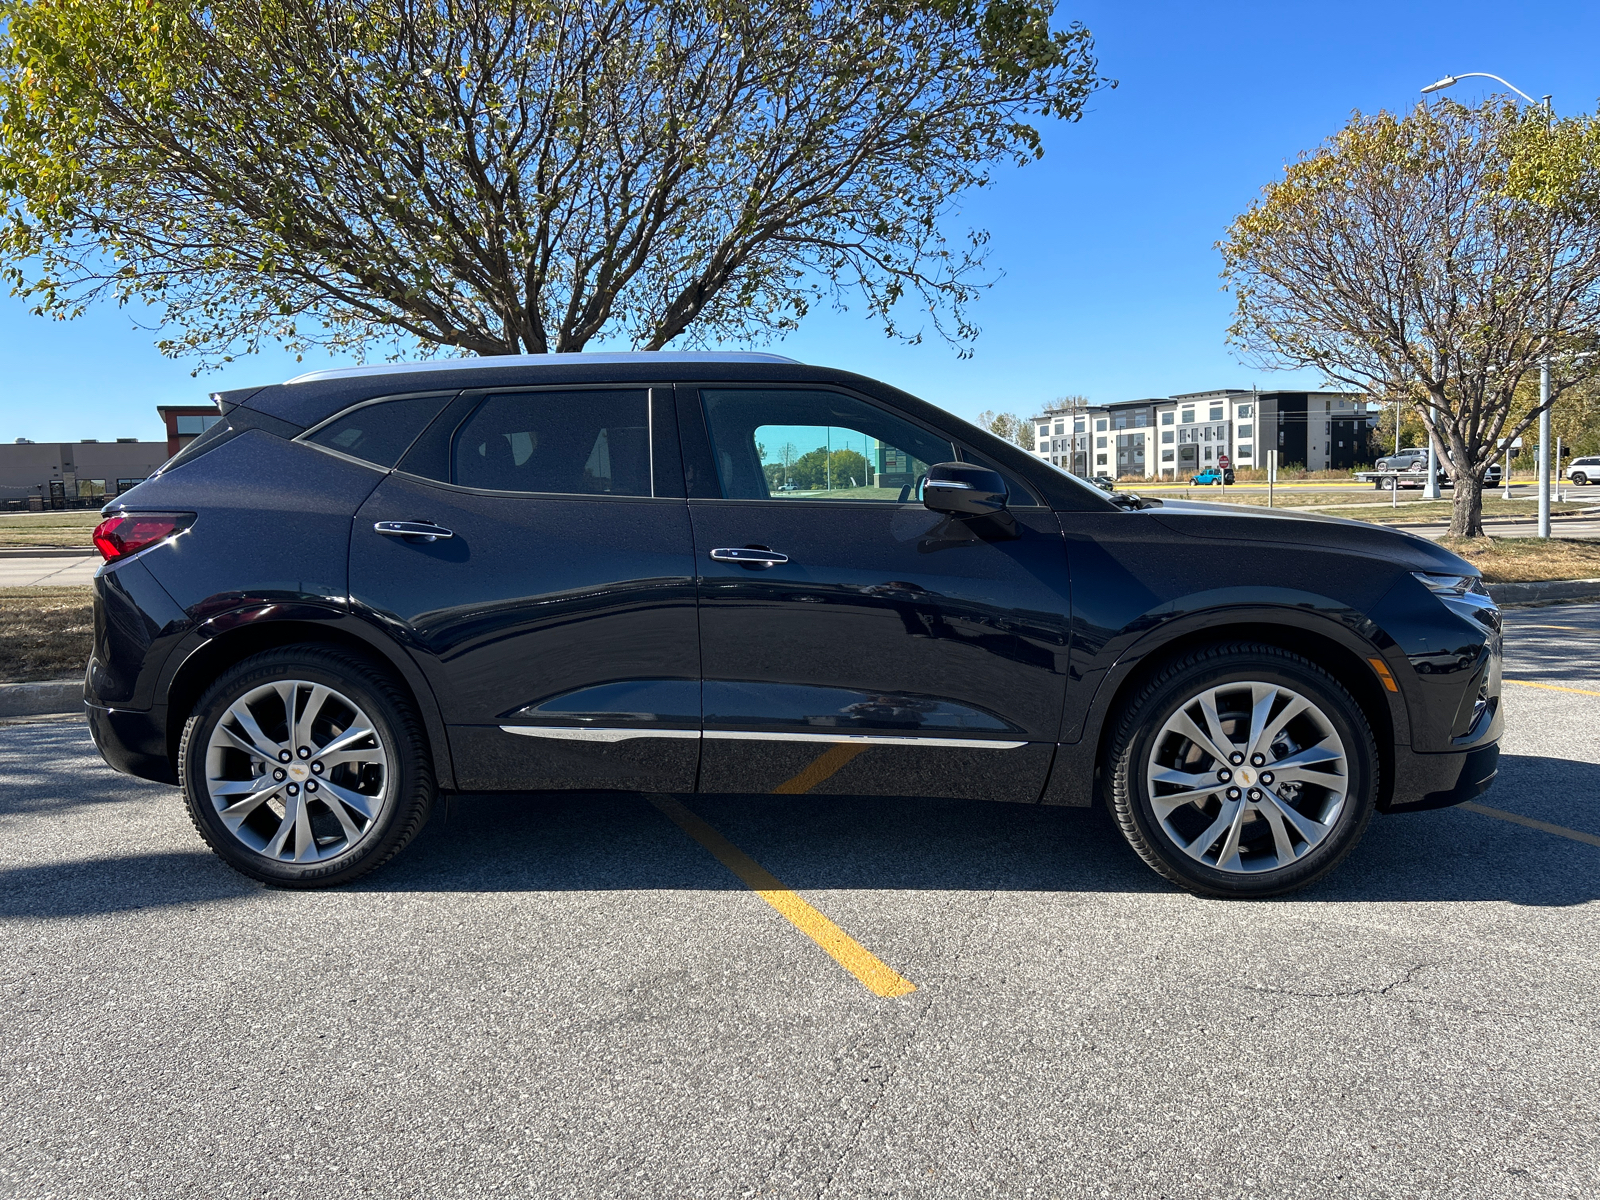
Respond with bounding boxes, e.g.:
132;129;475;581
86;354;1502;897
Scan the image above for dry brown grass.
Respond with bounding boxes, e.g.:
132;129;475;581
1435;538;1600;583
0;511;101;548
0;586;93;682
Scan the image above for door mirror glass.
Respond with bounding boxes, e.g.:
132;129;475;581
923;462;1008;516
700;389;954;501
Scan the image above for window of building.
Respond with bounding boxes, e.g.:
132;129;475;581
1209;406;1223;422
1161;449;1174;462
1181;409;1195;424
1054;422;1064;435
175;414;222;436
1204;427;1212;441
115;478;145;493
1095;419;1107;432
1238;424;1253;438
1096;453;1107;465
76;479;106;499
1161;430;1174;444
1038;425;1048;439
1238;445;1253;459
1161;411;1174;426
1237;404;1252;418
1073;419;1085;433
1204;447;1213;461
1096;436;1106;448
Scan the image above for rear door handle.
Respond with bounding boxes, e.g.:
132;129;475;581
709;547;789;567
375;520;454;543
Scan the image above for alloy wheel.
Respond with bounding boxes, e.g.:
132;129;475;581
203;679;390;863
1144;681;1349;874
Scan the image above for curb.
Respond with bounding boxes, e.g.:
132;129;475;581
1486;578;1600;606
0;547;97;558
0;679;83;718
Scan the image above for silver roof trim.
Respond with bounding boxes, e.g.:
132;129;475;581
284;350;802;385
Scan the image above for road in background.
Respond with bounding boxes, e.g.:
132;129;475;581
0;554;98;587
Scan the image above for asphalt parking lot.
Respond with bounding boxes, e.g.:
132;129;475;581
3;610;1598;1199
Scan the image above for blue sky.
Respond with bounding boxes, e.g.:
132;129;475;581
2;0;1597;443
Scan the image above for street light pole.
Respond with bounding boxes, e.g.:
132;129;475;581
1422;73;1554;536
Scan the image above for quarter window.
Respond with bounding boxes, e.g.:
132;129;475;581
451;390;651;495
309;394;453;469
700;389;954;502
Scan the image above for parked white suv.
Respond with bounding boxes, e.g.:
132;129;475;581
1568;456;1600;486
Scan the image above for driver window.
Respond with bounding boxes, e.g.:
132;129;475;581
700;389;954;502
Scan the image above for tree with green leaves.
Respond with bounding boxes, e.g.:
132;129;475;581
0;0;1107;367
1222;98;1600;536
976;408;1036;450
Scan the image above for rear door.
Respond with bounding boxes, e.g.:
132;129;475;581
680;384;1071;802
350;385;700;792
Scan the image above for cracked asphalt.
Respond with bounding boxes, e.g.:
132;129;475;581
3;608;1599;1198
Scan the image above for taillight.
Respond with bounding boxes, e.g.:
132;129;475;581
92;513;194;562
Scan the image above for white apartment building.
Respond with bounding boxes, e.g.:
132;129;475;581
1031;390;1374;480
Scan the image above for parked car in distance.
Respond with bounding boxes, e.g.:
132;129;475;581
1568;456;1600;485
1190;467;1234;486
1088;474;1117;492
85;352;1503;900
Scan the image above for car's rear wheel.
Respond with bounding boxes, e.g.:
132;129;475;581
1106;643;1377;898
178;645;435;887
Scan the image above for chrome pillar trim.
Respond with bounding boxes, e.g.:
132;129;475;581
498;726;700;743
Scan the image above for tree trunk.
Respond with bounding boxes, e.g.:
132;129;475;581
1450;472;1484;537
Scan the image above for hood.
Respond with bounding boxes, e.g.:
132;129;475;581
1149;498;1476;575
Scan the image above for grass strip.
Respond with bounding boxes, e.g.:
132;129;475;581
0;586;93;683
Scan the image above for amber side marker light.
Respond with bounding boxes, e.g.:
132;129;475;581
1368;657;1399;693
92;513;194;562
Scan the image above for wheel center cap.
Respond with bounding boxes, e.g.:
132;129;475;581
288;762;310;782
1237;766;1256;786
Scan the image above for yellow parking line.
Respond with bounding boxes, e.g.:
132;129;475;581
649;796;918;998
1503;679;1600;698
772;743;869;795
1461;802;1600;849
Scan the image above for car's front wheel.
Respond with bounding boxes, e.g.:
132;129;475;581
1574;472;1589;486
178;645;435;887
1106;643;1377;898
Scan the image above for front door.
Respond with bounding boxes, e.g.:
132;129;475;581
680;385;1071;802
351;385;700;792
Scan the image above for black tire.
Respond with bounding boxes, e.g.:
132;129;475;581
1106;642;1378;899
1574;472;1588;486
178;645;435;887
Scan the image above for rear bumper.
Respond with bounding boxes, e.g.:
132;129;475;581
86;702;176;786
1383;742;1499;813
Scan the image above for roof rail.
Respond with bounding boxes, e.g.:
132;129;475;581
284;350;802;385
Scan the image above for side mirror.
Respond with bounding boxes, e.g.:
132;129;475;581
923;462;1008;516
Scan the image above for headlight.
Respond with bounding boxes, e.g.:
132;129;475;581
1413;571;1499;629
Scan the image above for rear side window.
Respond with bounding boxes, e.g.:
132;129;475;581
306;395;453;468
451;390;650;495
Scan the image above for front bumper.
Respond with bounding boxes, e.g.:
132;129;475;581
1383;741;1499;813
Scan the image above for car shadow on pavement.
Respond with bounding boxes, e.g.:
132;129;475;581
2;750;1595;919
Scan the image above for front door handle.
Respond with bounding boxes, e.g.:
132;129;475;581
375;520;454;543
709;546;789;567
